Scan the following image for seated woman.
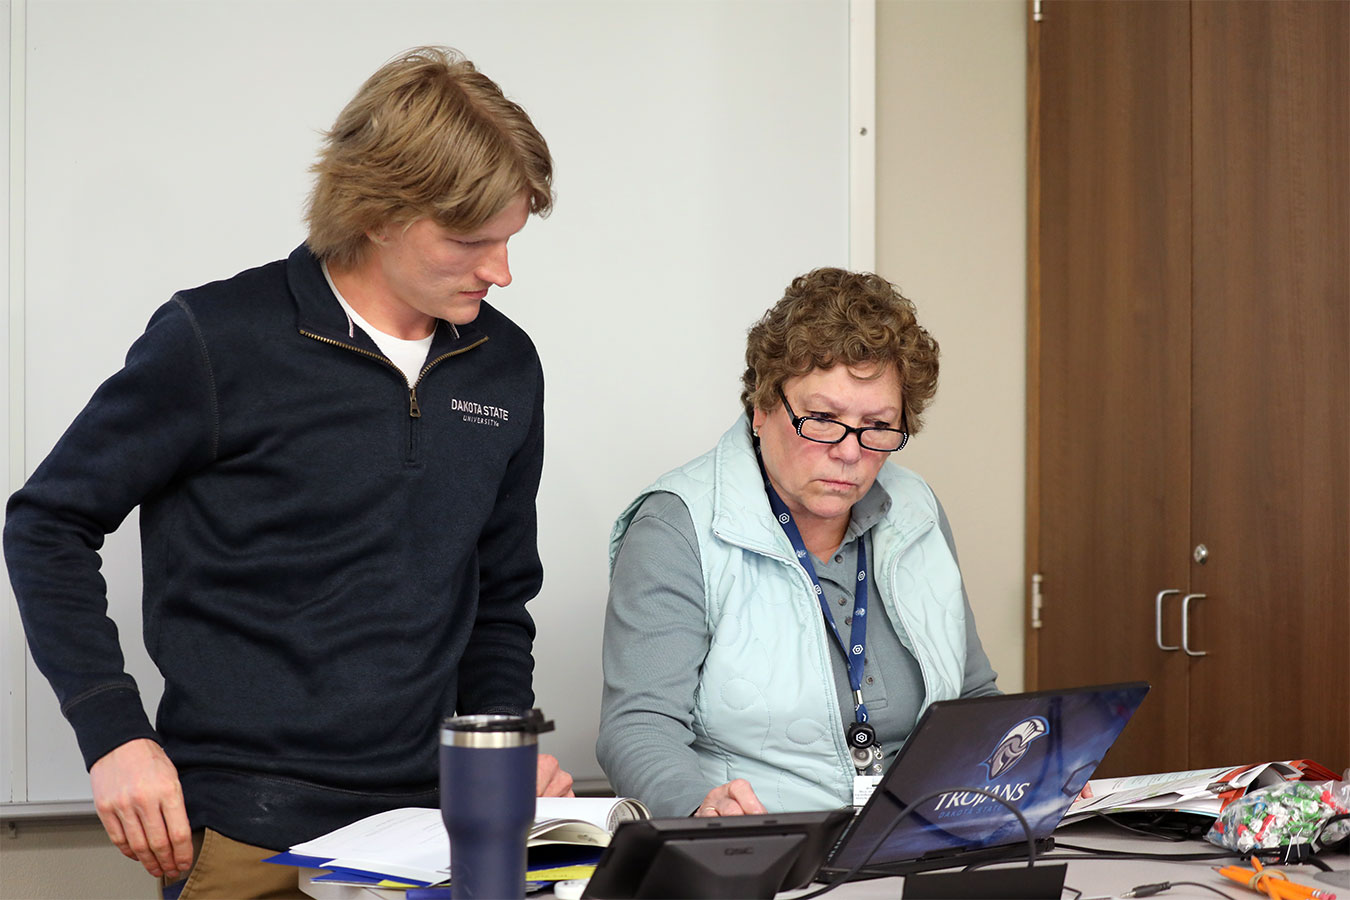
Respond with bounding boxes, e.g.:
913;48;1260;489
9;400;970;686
597;268;1000;818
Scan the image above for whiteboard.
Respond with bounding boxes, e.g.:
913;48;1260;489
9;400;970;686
2;0;854;808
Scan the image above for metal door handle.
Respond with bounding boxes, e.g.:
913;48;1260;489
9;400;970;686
1155;589;1180;651
1181;593;1207;657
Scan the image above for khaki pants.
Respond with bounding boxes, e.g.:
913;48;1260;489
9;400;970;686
158;829;306;900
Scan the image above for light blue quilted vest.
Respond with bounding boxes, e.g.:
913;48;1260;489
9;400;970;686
609;419;968;812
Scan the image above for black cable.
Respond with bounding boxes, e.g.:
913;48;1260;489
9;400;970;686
1249;843;1333;871
795;785;1038;899
1121;880;1238;900
1047;839;1236;863
1089;810;1202;842
1092;812;1185;842
962;843;1232;873
1312;811;1350;854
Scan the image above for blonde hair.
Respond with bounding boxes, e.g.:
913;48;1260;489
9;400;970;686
740;268;940;433
306;46;553;267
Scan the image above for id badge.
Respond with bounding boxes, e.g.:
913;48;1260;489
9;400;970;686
853;774;883;807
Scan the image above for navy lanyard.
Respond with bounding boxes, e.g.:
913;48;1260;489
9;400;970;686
759;462;871;724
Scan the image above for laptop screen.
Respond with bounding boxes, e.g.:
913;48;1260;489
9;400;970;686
826;682;1149;873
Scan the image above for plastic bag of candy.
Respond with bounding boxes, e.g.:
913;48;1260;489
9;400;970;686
1206;780;1350;852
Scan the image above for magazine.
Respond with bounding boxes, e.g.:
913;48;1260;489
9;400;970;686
1060;758;1340;825
272;796;650;885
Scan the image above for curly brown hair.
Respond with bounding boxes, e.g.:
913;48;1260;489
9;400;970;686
740;268;939;433
306;46;553;268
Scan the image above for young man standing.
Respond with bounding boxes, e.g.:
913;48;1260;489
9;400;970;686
5;46;570;897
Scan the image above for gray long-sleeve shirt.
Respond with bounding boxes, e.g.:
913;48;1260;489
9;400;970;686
597;482;1000;817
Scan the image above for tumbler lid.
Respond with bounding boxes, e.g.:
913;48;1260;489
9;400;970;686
441;708;555;747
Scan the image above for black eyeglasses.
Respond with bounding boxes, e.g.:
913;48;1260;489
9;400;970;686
779;392;909;452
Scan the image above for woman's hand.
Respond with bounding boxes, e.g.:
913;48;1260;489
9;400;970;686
693;779;766;817
536;753;575;797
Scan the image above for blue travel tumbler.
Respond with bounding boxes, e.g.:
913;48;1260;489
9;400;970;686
440;710;554;899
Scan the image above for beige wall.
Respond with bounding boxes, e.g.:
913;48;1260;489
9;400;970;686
0;4;1029;895
1;819;152;899
876;0;1028;691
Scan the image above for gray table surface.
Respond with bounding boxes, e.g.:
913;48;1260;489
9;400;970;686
300;820;1349;900
779;820;1348;899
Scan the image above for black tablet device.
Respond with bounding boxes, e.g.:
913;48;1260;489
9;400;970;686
580;808;854;900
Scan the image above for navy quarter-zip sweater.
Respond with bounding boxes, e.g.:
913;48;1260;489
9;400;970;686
4;245;544;849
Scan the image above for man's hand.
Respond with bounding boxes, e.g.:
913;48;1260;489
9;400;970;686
536;753;574;797
89;738;193;879
693;779;766;817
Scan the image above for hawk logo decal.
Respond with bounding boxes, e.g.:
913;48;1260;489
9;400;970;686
983;716;1049;778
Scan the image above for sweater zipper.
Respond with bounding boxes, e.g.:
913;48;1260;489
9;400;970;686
409;340;489;413
299;329;489;459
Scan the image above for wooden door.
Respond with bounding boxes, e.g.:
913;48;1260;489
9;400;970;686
1030;0;1193;776
1188;1;1350;768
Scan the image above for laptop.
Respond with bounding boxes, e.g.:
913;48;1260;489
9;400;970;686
816;681;1150;879
582;682;1149;898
